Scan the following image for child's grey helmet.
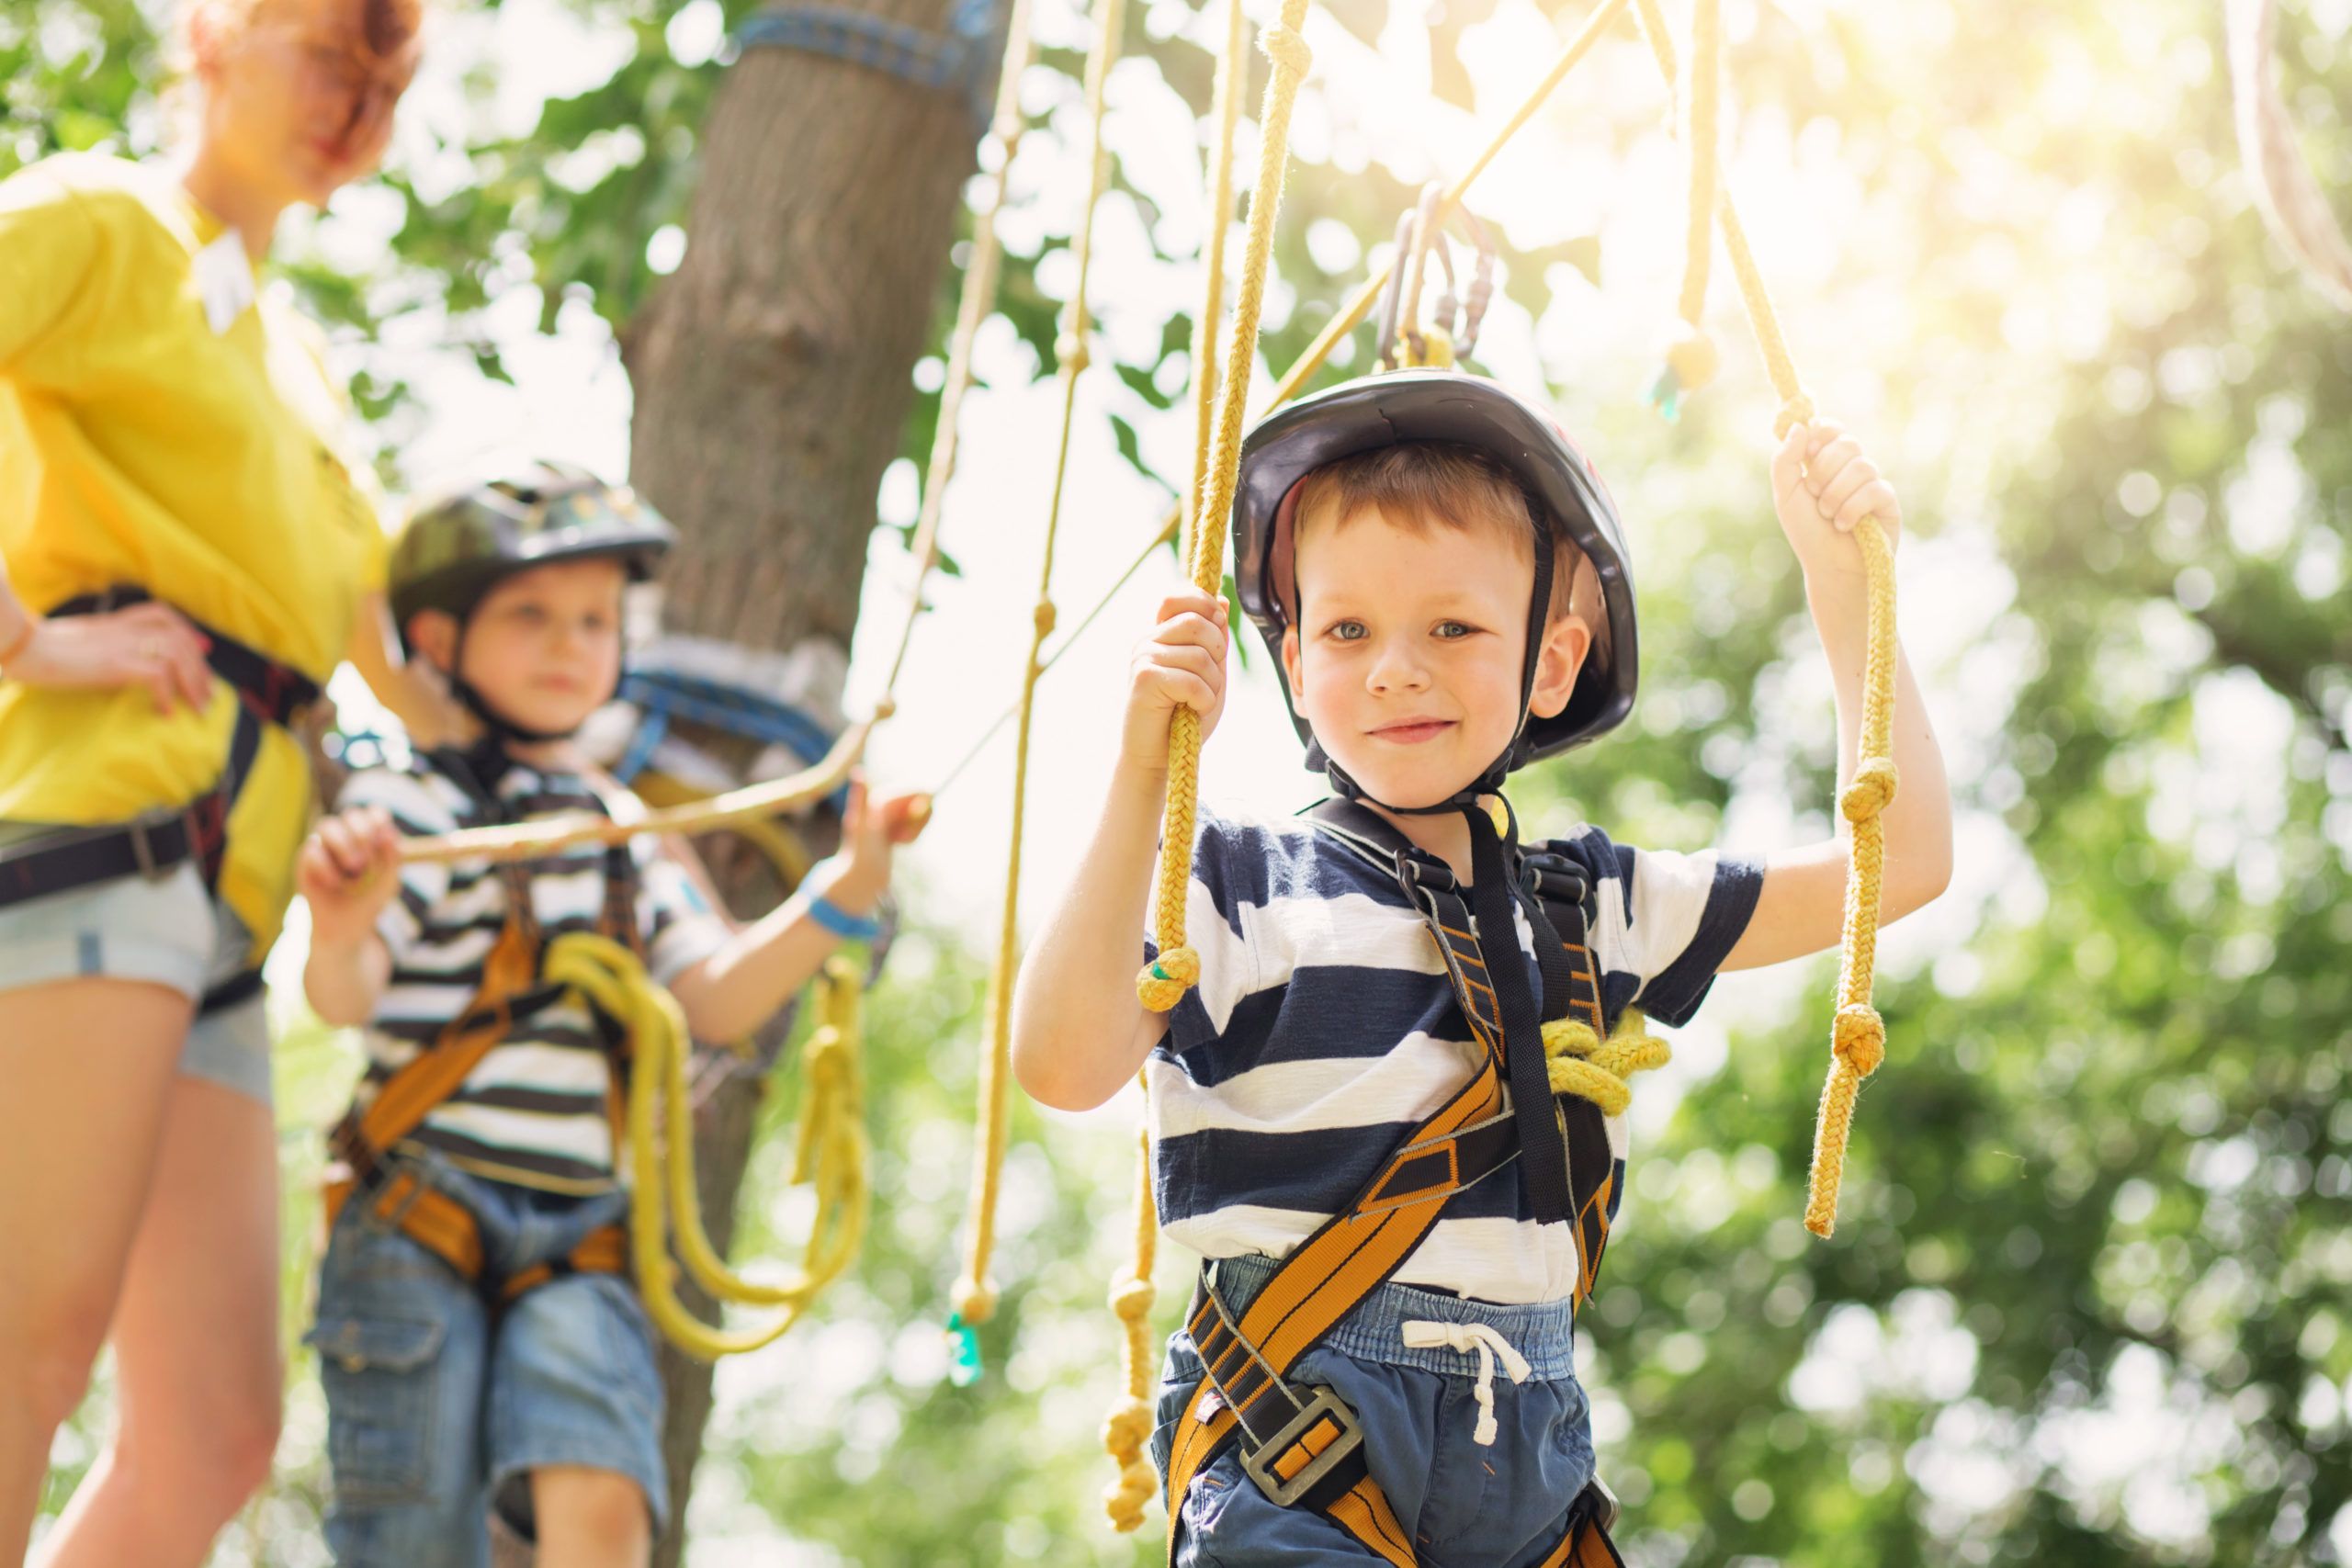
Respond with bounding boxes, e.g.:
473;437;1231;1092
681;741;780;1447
1230;370;1639;790
390;459;675;648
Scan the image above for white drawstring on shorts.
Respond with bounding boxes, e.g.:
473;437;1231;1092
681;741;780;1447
1399;1320;1532;1446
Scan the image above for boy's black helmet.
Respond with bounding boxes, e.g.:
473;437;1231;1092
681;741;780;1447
390;459;675;649
1230;370;1639;792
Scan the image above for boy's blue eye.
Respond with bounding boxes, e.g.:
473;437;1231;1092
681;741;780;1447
1435;620;1476;639
1327;620;1367;642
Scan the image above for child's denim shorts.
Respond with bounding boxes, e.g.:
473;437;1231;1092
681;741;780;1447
1151;1252;1598;1568
0;823;271;1105
309;1154;667;1568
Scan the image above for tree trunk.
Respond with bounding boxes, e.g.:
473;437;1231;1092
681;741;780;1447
603;10;989;1564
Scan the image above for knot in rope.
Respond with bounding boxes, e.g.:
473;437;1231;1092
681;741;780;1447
870;695;898;722
1100;1393;1157;1531
1771;391;1817;438
952;1274;1000;1326
1665;321;1720;394
1831;1003;1886;1076
1840;755;1899;823
1399;1321;1531;1446
1108;1272;1156;1322
1541;1010;1669;1118
1056;330;1091;373
1258;21;1310;79
1032;599;1058;638
1136;944;1200;1012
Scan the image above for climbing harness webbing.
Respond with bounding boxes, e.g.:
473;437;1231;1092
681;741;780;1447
322;1164;632;1307
1159;801;1633;1566
0;586;313;1012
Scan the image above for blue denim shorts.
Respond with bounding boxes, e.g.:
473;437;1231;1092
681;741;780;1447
308;1156;666;1568
1152;1253;1598;1568
0;825;271;1105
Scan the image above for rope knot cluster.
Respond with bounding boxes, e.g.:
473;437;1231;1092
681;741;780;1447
1033;599;1058;637
1258;22;1310;78
1665;320;1719;393
1101;1393;1157;1531
1840;756;1899;822
1541;1010;1669;1118
1771;391;1817;438
1056;330;1091;372
1137;944;1200;1012
1108;1272;1156;1322
1831;1003;1886;1076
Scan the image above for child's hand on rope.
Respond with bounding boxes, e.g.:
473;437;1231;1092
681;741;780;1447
827;776;930;912
1123;588;1229;775
299;806;403;951
1771;418;1903;583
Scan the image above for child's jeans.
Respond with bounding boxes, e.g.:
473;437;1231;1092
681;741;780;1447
308;1154;666;1568
1151;1252;1597;1567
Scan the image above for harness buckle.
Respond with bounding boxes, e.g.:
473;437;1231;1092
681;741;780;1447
1239;1385;1365;1508
1520;852;1589;910
1580;1474;1621;1533
1394;847;1457;899
126;811;178;882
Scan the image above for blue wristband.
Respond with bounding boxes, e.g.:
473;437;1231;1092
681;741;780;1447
808;889;880;942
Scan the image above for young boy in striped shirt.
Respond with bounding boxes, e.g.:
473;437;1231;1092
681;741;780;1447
292;464;922;1568
1012;373;1953;1565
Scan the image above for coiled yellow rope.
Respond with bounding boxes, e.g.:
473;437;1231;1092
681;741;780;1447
954;0;1129;1344
1543;1009;1669;1117
546;934;868;1359
1136;0;1317;1015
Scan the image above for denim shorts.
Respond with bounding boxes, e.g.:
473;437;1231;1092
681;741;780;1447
309;1155;667;1568
0;823;272;1105
1152;1253;1598;1568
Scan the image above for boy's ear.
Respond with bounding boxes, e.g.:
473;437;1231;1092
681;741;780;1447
1280;623;1305;704
406;609;460;677
1527;615;1591;720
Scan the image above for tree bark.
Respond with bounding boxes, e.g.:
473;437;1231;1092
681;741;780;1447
602;9;989;1564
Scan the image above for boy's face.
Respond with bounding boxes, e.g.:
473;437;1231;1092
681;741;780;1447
1281;504;1589;809
437;558;628;738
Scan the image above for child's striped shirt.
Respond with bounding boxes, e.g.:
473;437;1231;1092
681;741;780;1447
1146;804;1760;1305
336;752;729;1192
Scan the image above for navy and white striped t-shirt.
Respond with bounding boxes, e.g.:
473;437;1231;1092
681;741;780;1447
336;755;730;1193
1146;804;1760;1305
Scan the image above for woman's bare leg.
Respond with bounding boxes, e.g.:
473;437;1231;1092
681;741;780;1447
0;978;188;1565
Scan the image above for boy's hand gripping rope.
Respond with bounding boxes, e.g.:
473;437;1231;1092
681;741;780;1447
948;0;1128;1373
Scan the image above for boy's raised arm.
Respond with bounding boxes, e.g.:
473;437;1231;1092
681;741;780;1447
1012;588;1229;1111
1724;420;1954;972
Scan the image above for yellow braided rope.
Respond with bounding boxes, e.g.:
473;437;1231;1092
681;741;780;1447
1102;1096;1159;1531
545;934;868;1359
1662;0;1721;396
1092;9;1246;1520
1136;0;1317;1013
1630;0;1899;1235
956;0;1129;1334
1185;0;1250;570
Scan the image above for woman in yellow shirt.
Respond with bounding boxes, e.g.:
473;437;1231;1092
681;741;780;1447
0;1;448;1561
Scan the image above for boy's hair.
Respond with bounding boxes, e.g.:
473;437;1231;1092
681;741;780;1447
1290;441;1611;668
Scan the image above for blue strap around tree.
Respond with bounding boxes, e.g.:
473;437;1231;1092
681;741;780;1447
612;668;851;814
735;0;1005;132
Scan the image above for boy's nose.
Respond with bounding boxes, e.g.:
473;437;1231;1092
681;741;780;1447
1365;640;1430;694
